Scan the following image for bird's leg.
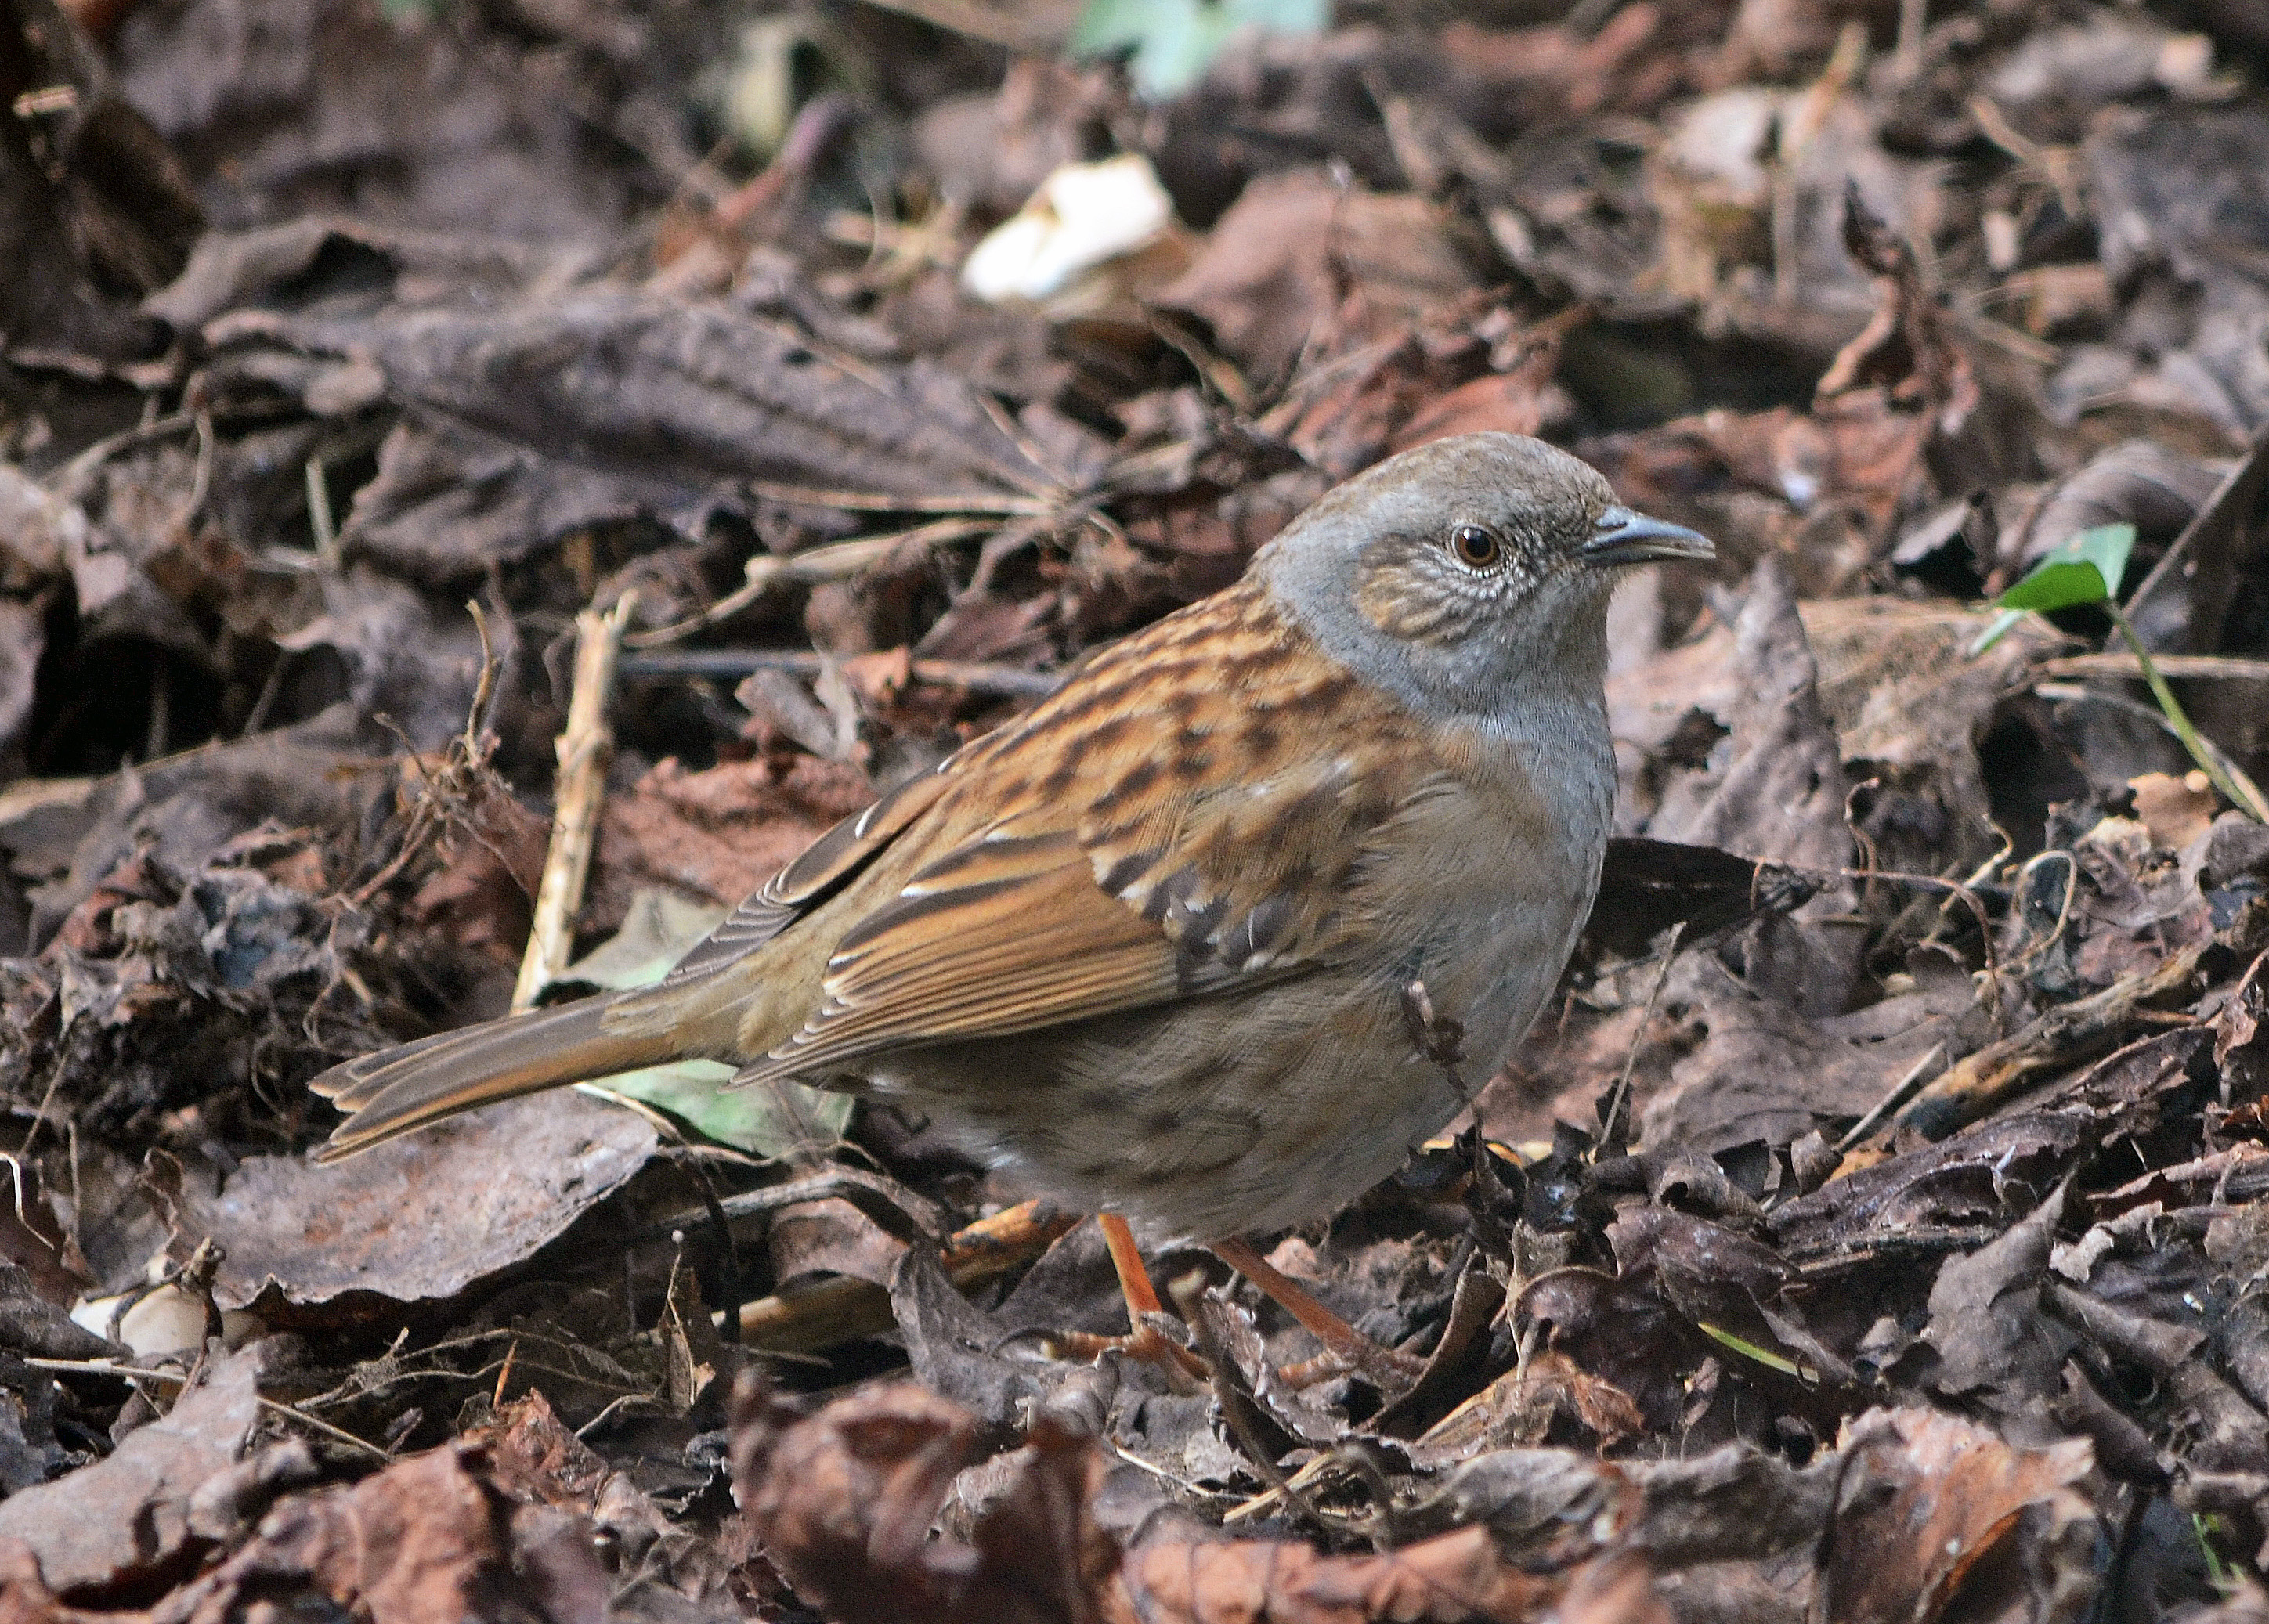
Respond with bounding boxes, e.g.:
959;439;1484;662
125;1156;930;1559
1045;1214;1206;1379
1209;1236;1427;1387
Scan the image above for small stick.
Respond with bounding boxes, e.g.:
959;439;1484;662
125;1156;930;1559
1834;1042;1946;1153
619;648;1060;698
2041;653;2269;683
513;594;636;1013
1166;1268;1325;1532
17;1357;390;1463
735;1197;1075;1352
1895;943;2207;1138
627;518;991;648
304;457;340;570
1597;922;1685;1160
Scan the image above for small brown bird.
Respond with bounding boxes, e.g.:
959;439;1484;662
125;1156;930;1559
312;433;1710;1369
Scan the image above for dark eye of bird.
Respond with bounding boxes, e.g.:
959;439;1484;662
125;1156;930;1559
1450;524;1502;569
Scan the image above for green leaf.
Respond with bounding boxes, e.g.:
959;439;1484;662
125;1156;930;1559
1967;607;2026;656
558;887;853;1158
1996;522;2137;613
1971;523;2137;654
1071;0;1328;99
1695;1320;1817;1384
593;1062;856;1160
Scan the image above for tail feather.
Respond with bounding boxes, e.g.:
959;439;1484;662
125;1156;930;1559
311;996;674;1161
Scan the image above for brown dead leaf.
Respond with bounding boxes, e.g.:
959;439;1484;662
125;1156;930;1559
2218;951;2269;1104
473;1391;609;1512
468;1390;728;1609
184;1092;655;1312
1444;5;1719;127
1814;1408;2093;1624
153;1438;609;1624
1801;596;2058;873
0;1351;258;1600
770;1197;909;1291
731;1377;1102;1624
1802;186;1978;540
586;753;876;936
401;774;550;965
1;0;198;371
1412;1349;1648;1465
1155;170;1479;384
1633;557;1852;874
1263;298;1566;483
2132;771;2220;852
1637;945;1976;1158
1118;1527;1648;1624
732;1376;1657;1624
238;1445;515;1624
1389;364;1563;453
1513;1272;1681;1437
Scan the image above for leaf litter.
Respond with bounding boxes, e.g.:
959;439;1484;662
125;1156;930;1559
9;0;2269;1618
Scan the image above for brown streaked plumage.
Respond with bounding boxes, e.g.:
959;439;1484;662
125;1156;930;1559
310;433;1712;1253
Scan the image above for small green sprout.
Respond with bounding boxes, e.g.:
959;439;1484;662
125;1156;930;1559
1975;523;2267;824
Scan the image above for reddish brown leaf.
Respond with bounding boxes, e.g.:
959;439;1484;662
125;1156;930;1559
1816;1409;2093;1624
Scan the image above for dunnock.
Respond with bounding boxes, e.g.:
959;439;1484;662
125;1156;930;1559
313;433;1709;1362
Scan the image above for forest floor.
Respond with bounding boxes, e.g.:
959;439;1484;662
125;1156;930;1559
6;0;2269;1618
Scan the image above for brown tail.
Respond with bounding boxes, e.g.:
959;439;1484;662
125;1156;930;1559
309;996;677;1161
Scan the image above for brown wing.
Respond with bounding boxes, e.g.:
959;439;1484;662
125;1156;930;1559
736;580;1446;1084
656;762;955;989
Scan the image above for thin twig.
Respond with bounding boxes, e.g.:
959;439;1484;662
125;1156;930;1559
2104;601;2268;822
45;410;197;493
1800;863;2001;983
1166;1269;1330;1535
746;479;1053;515
1834;1042;1948;1153
735;1197;1076;1351
2002;850;2078;979
514;594;636;1012
620;648;1060;698
2041;652;2269;683
17;1357;392;1463
1598;922;1685;1159
1893;0;1928;79
304;457;341;571
627;518;994;648
2035;681;2269;825
1893;942;2209;1138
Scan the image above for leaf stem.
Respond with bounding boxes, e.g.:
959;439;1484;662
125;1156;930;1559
2105;603;2269;824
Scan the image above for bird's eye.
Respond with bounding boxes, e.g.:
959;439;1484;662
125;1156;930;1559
1450;524;1502;569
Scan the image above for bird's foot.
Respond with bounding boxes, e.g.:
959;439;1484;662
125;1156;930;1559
1209;1236;1428;1391
1043;1323;1208;1383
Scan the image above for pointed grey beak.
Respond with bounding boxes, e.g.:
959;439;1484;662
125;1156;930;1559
1581;505;1715;568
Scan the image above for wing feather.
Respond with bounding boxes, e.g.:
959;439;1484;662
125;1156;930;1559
731;583;1454;1087
656;761;956;988
748;833;1184;1077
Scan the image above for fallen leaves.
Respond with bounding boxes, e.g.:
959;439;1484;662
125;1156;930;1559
175;1092;656;1315
729;1376;1652;1624
9;0;2269;1619
1816;1409;2094;1624
0;1352;257;1601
